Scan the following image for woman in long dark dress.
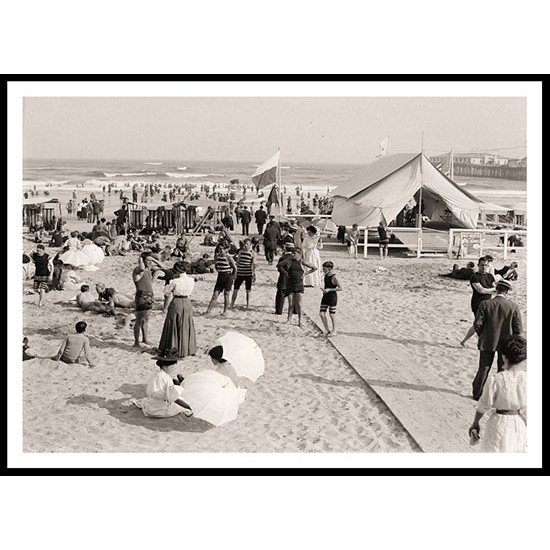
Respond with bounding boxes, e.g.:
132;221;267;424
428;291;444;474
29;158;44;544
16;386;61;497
158;261;197;358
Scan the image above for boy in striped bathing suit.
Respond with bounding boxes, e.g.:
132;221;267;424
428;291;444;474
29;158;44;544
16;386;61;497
205;245;237;316
230;239;256;310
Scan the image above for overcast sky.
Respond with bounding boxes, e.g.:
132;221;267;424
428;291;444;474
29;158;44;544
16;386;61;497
23;96;526;164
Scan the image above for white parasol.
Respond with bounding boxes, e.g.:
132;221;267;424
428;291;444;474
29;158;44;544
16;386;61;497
180;369;245;427
217;331;265;383
81;243;105;264
313;218;338;235
59;249;93;268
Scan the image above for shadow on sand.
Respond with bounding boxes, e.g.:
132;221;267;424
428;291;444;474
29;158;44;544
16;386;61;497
338;330;459;350
66;383;213;434
292;373;367;390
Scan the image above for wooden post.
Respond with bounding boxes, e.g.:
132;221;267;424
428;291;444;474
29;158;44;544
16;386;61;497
503;231;508;260
363;227;368;258
447;229;454;259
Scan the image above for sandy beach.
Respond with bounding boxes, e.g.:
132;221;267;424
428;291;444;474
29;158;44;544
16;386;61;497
19;188;527;454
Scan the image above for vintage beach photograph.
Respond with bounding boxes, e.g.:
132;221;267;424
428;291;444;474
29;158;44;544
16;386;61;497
8;81;541;468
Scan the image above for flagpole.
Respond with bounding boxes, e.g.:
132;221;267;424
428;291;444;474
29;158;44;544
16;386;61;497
417;132;424;258
277;147;282;218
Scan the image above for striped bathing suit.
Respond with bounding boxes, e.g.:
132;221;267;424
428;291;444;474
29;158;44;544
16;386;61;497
234;250;254;291
214;255;234;292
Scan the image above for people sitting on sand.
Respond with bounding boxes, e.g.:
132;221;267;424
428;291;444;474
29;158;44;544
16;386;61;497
23;337;34;361
126;231;145;252
53;321;95;367
439;261;476;280
494;261;519;281
49;228;64;248
59;263;81;290
49;258;64;290
172;236;189;258
159;244;173;263
66;231;82;251
190;253;215;274
132;354;193;418
201;229;218;247
76;284;111;314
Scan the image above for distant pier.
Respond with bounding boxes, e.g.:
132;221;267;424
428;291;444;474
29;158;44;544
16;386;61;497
452;162;526;180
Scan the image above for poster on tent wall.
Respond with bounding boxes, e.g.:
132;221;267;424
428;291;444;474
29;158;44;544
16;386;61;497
457;232;482;258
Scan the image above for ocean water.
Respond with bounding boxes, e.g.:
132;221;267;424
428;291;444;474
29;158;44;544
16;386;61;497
22;158;527;210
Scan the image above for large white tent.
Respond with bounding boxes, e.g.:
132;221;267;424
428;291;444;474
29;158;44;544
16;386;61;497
331;153;489;229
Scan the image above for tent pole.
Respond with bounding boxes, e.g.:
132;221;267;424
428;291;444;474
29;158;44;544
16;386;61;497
417;138;424;258
450;148;454;180
278;147;282;218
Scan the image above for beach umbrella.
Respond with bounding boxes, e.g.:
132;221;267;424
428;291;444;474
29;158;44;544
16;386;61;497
180;369;243;427
81;243;105;264
59;249;93;268
217;331;265;383
313;218;338;234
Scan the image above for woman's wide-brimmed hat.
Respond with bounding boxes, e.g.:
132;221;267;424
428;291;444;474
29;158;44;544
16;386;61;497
151;348;180;364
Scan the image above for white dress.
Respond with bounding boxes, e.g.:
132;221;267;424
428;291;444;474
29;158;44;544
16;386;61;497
138;369;187;418
302;234;321;287
477;364;527;452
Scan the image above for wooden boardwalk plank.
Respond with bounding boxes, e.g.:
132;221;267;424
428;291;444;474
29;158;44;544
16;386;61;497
300;287;477;453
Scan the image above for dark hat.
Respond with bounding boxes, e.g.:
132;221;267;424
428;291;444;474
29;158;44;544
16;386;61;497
151;348;180;364
306;225;317;234
496;279;513;291
172;261;189;274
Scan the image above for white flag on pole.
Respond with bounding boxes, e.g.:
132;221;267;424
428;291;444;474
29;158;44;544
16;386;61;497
251;150;280;190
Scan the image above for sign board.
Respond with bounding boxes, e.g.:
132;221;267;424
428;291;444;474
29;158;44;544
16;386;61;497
457;232;482;258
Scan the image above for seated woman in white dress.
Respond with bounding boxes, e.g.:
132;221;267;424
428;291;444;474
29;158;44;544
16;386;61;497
135;355;193;418
468;334;527;452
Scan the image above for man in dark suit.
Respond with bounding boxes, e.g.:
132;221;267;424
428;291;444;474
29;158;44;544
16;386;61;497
471;279;523;400
263;215;281;265
240;206;251;235
254;205;268;235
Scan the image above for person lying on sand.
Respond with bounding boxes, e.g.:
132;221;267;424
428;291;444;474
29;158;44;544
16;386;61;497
439;261;476;280
494;261;519;281
96;283;135;312
76;284;111;314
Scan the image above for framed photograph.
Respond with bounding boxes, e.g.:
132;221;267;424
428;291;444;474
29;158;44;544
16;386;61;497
7;77;542;474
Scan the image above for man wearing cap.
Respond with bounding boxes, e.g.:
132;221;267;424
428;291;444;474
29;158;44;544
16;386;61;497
470;279;523;400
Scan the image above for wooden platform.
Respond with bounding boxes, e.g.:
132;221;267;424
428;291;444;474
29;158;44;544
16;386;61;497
299;286;477;453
